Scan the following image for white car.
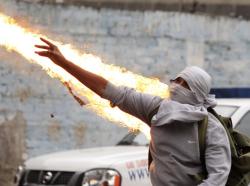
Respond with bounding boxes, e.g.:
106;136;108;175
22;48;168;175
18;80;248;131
15;99;250;186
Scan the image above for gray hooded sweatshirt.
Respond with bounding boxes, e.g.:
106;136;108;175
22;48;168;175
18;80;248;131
102;66;231;186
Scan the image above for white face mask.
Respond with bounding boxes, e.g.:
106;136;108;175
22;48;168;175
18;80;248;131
169;82;199;105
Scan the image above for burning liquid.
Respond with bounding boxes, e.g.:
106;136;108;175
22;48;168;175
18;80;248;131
0;13;169;138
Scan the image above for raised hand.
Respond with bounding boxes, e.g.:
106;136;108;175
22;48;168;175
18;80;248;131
35;37;67;67
35;37;108;96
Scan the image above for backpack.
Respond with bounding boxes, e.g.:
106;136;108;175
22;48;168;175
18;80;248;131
148;106;250;186
199;108;250;186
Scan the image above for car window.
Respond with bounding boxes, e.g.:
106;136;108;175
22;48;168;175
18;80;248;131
117;132;149;146
236;111;250;137
214;105;238;117
133;132;149;146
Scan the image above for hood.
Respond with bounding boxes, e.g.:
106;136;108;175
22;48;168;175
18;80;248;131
176;66;217;108
25;146;147;172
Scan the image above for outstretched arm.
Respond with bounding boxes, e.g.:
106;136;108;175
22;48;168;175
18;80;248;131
35;37;163;124
35;37;108;96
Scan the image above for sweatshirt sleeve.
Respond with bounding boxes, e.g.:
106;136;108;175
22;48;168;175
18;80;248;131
198;113;231;186
101;82;163;125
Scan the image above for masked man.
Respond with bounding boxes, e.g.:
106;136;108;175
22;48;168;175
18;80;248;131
35;38;231;186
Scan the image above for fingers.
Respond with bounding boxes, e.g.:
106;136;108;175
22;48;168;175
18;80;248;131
35;51;51;57
35;37;62;62
40;37;55;47
35;45;50;50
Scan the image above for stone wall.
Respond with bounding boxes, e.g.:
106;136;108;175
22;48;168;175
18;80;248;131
1;0;250;185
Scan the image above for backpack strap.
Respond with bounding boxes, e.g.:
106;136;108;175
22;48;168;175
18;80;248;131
189;116;209;184
207;107;238;156
198;116;208;176
236;171;250;186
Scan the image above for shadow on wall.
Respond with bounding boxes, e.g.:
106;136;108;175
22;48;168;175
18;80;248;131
0;111;26;186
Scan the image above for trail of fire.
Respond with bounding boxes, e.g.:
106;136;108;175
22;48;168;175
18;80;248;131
0;13;169;138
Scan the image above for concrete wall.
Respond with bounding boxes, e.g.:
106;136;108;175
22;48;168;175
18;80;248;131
0;111;26;186
19;0;250;19
1;0;250;185
3;1;250;86
0;47;128;185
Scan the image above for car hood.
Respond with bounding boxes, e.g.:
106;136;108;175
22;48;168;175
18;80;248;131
25;146;147;172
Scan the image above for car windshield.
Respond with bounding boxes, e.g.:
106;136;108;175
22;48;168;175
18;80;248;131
214;105;238;117
117;131;149;146
117;105;239;146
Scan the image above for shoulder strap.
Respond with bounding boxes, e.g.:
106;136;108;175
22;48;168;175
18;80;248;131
198;116;208;175
207;107;239;157
207;107;219;119
186;116;209;183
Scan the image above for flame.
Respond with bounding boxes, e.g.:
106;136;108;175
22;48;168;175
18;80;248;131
0;13;169;139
